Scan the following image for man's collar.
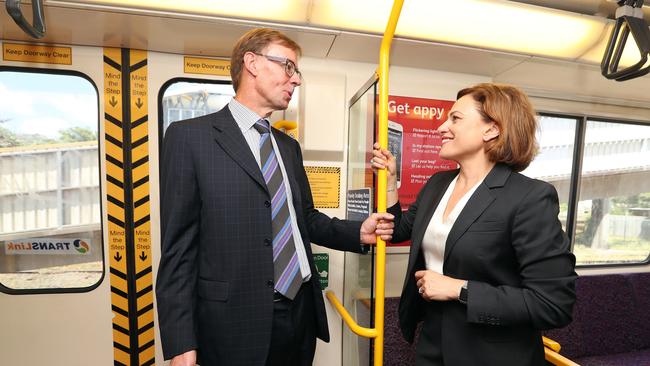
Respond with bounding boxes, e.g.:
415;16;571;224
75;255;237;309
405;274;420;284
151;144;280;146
228;98;265;131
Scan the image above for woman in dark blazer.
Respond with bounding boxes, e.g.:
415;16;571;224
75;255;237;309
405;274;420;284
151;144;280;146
372;83;577;366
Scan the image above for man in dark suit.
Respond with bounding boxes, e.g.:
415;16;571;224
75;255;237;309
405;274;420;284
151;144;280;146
156;28;394;366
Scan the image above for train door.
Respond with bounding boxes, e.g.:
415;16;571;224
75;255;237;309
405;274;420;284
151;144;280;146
0;39;238;364
0;42;113;365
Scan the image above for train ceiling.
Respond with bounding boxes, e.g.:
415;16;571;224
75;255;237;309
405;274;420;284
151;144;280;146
1;0;650;106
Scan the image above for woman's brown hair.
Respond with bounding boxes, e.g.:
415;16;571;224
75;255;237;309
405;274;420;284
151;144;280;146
457;83;538;172
230;28;302;92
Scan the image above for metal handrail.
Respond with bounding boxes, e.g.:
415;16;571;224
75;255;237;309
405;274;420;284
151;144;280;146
543;347;581;366
5;0;46;39
325;1;404;365
325;291;377;338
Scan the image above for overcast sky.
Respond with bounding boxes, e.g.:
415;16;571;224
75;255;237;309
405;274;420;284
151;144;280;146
0;71;98;138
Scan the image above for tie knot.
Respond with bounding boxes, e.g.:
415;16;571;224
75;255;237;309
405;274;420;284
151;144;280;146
253;119;270;135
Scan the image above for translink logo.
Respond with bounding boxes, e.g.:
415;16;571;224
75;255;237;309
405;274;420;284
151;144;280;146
74;239;90;254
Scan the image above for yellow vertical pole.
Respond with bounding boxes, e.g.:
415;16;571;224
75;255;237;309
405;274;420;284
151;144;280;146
375;1;404;365
324;1;404;363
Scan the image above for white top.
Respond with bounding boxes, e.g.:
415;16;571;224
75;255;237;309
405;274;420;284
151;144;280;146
421;175;484;274
228;99;311;281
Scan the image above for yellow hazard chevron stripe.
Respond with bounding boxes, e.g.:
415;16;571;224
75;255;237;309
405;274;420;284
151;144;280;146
105;48;154;366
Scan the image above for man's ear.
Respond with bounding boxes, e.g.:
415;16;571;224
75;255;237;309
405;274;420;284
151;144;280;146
242;52;259;77
483;122;500;142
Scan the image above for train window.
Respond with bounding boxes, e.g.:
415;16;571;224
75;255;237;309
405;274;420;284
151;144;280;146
159;79;234;136
0;68;102;293
573;120;650;265
522;115;578;232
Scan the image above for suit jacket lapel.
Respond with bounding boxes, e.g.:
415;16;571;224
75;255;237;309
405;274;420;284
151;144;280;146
443;163;511;262
211;108;268;193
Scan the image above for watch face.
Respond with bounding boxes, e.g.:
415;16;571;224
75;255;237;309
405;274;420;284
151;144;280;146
459;287;468;303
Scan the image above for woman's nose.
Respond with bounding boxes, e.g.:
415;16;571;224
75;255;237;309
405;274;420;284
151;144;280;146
437;120;450;133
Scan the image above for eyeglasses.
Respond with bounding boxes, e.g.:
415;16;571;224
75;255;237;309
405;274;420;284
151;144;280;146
254;52;302;80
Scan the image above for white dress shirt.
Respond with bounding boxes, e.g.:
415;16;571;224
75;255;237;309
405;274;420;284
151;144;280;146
228;99;311;281
421;175;484;274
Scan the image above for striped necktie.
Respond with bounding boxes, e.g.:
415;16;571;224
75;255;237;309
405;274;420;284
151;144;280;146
253;119;302;300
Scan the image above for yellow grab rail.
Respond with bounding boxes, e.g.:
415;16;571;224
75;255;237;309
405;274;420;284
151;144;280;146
543;347;581;366
543;336;581;366
325;291;377;338
325;1;404;366
542;336;561;353
373;1;404;364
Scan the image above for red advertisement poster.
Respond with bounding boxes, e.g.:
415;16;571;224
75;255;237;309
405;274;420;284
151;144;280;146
380;95;457;246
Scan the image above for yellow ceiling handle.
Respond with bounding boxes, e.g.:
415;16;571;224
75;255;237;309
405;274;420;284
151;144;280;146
272;120;297;131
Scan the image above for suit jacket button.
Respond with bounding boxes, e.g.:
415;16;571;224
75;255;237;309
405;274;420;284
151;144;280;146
267;280;274;287
264;238;272;246
264;200;271;207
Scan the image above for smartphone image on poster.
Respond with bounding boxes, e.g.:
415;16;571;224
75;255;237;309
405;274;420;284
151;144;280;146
387;120;403;188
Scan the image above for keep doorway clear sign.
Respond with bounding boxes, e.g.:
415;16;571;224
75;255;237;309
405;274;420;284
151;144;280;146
313;253;329;290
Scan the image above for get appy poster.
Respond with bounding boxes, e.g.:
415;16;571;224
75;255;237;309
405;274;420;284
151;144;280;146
381;95;457;246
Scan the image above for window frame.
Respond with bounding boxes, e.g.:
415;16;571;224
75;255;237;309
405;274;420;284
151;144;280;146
538;111;650;268
157;77;233;155
0;66;105;295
